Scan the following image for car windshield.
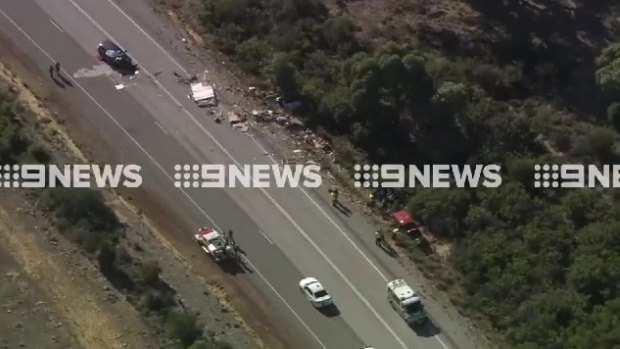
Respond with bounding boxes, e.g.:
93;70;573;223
105;49;122;58
209;236;225;248
404;300;422;314
314;290;328;298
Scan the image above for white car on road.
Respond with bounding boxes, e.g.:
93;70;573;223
299;277;333;308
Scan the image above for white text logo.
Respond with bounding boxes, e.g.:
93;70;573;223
0;164;142;188
534;164;620;188
353;164;502;188
173;164;323;188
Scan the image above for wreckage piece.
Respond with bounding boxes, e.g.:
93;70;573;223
190;82;217;107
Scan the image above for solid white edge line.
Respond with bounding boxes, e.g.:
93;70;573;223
258;230;273;245
244;257;328;349
101;1;453;344
154;120;169;135
248;133;391;282
0;8;325;349
104;0;391;284
103;0;394;287
49;18;64;33
66;1;412;348
102;0;189;75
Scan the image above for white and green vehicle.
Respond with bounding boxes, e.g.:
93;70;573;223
387;278;428;326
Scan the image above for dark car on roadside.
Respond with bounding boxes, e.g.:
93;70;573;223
97;39;137;73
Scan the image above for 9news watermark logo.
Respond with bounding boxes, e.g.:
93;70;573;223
353;164;502;188
172;164;323;188
0;164;142;188
534;164;620;188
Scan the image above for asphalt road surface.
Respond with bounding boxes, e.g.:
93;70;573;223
0;1;481;348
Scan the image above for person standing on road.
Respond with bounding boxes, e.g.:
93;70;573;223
329;187;339;206
375;230;383;247
54;62;60;73
228;229;234;242
48;64;54;77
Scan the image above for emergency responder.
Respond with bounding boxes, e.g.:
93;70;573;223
375;230;384;247
329;187;339;206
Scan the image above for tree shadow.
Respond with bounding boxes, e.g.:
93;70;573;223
458;0;615;117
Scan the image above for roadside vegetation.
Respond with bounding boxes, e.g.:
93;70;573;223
191;0;620;348
0;90;233;349
42;185;233;349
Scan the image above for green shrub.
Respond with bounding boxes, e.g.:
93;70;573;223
235;38;272;74
188;338;234;349
139;289;175;312
47;188;119;231
607;102;620;131
68;226;118;253
139;260;162;287
9;133;28;154
31;145;51;163
586;127;615;160
166;310;203;348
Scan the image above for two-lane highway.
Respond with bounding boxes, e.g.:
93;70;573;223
0;0;477;348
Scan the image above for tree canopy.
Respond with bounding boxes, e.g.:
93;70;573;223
198;2;620;348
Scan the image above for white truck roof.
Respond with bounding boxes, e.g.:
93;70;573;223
387;279;417;301
190;82;215;101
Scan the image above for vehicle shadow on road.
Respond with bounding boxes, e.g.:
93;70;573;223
218;259;249;275
379;242;399;258
318;303;341;318
110;65;139;77
411;320;441;337
218;247;254;275
334;202;352;216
